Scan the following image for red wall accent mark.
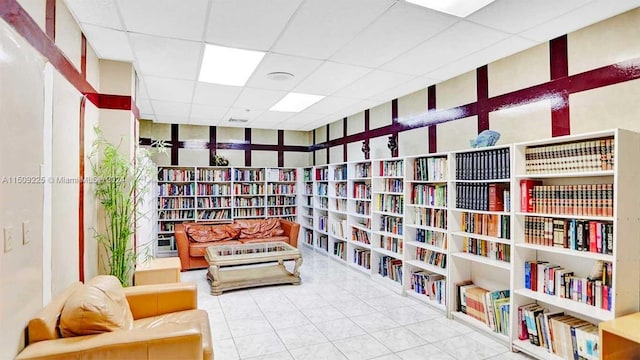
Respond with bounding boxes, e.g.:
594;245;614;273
278;130;284;167
312;130;316;165
343;118;348;162
391;99;399;157
209;126;217;166
476;65;489;132
550;35;570;137
427;85;437;153
364;110;370;160
171;124;179;165
80;34;86;79
131;101;140;120
78;97;86;282
326;125;330;164
245;128;251;166
45;0;55;40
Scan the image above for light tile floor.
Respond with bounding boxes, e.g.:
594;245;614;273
181;246;534;360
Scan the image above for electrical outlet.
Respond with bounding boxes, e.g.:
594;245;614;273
22;221;31;245
4;227;14;253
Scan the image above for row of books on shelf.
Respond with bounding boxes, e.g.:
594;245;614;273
410;271;445;305
234;208;265;217
334;199;347;212
234;183;264;194
461;237;511;263
234;169;264;181
197;183;231;195
461;212;510;239
158;210;193;220
317;235;328;251
315;168;329;181
415;248;446;268
383;178;403;193
304;230;313;245
158;168;194;182
525;136;614;174
457;282;510;336
331;219;348;239
379;256;403;283
267;184;296;194
317;197;328;209
268;197;296;206
381;236;403;254
333;166;347;181
304;184;313;195
158;183;195;196
524;216;613;254
353;183;371;199
521;181;614;217
317;183;328;196
455;183;510;212
355;163;371;178
334;183;347;197
197;198;230;208
415;229;447;248
411;184;446;207
351;228;370;244
333;241;346;259
455;148;510;180
303;169;312;182
318;215;328;232
413;208;447;229
234;198;264;207
517;306;599;360
524;260;613;310
159;198;194;209
380;216;403;235
380;160;404;177
413;156;447;182
266;168;297;182
198;210;230;220
376;194;404;214
268;208;296;216
354;249;371;269
197;168;230;182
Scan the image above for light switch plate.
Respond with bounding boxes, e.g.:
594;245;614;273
4;227;14;253
22;221;31;245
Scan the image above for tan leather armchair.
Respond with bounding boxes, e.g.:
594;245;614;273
17;277;213;360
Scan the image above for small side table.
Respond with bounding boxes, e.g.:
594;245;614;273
599;312;640;360
134;257;181;285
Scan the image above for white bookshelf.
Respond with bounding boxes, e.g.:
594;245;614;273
348;160;373;274
299;167;315;249
329;163;348;263
314;165;329;254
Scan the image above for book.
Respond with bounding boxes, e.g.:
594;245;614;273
520;180;542;212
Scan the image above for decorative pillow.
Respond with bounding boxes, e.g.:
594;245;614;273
185;224;240;242
238;218;282;239
59;275;134;337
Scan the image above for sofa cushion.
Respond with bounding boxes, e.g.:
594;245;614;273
239;236;289;244
189;240;242;257
235;218;284;239
59;275;134;337
185;223;240;243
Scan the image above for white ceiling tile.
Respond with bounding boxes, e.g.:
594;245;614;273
116;0;209;41
467;0;591;34
192;83;242;107
370;76;436;102
189;117;221;126
137;77;150;99
519;0;640;42
81;24;133;61
245;53;323;91
190;104;229;119
233;88;288;110
151;100;191;118
206;0;302;51
272;0;395;59
293;61;372;95
144;76;195;103
381;20;511;75
65;0;123;29
331;4;457;68
129;33;202;80
333;70;414;99
155;115;189;124
278;112;327;129
136;98;153;114
304;96;361;115
252;111;296;125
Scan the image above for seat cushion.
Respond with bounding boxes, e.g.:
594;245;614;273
59;275;134;337
185;223;240;243
239;236;289;244
189;240;242;257
134;309;212;360
235;218;284;239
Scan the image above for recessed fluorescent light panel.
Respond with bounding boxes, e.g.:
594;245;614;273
198;44;265;86
405;0;495;17
270;93;325;112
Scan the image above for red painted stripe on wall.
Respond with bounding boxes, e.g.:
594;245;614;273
364;110;370;160
78;97;86;282
278;130;284;167
476;66;489;132
550;35;570;137
391;99;399;157
171;124;179;165
81;34;86;79
209;126;217;166
45;0;54;40
342;117;348;162
427;85;437;153
244;128;251;166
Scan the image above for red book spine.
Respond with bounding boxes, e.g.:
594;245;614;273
589;221;597;252
520;180;541;213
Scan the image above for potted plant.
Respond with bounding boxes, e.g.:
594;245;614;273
213;154;229;166
90;127;165;286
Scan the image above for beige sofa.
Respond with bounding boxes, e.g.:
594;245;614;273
16;275;212;360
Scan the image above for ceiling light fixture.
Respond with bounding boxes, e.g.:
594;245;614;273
405;0;495;17
270;92;325;112
228;118;249;123
267;72;295;81
198;44;265;86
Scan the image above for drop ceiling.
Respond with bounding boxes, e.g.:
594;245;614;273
65;0;640;131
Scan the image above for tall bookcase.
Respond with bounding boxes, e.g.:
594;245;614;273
299;167;315;248
403;153;449;312
372;158;405;293
347;160;373;274
266;168;297;222
329;163;348;263
233;167;266;219
314;165;329;254
196;167;232;221
509;129;640;359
